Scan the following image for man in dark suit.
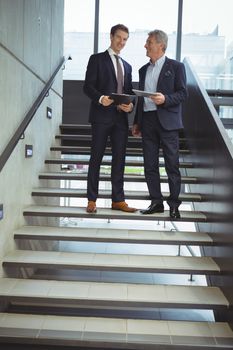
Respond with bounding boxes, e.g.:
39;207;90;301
132;29;187;219
83;24;137;213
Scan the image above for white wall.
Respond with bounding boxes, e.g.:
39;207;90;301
0;0;64;276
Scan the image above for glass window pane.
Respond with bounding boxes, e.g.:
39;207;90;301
64;0;95;80
99;0;178;81
220;106;233;119
225;129;233;144
182;0;233;90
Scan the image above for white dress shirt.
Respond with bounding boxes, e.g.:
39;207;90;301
144;54;165;111
99;48;125;104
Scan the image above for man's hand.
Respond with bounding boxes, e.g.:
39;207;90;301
131;124;141;137
150;92;165;105
101;96;114;106
118;102;133;113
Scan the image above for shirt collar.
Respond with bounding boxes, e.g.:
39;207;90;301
108;47;120;57
150;54;166;67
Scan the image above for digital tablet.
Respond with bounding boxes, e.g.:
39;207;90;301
109;93;136;105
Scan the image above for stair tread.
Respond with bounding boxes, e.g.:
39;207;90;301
31;187;202;201
51;145;190;155
9;225;216;245
53;145;144;152
57;133;141;139
59;124;185;136
56;133;186;142
0;278;230;308
3;249;223;274
14;225;233;246
45;157;194;167
39;171;199;183
0;312;232;348
22;205;208;223
60;123;91;129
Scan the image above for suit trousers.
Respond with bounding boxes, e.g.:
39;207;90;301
87;115;128;202
141;111;181;208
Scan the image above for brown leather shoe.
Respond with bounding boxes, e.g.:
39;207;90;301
112;201;137;213
86;201;97;213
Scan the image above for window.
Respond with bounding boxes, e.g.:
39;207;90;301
182;0;233;90
63;0;179;81
99;0;178;81
63;0;95;80
63;0;233;90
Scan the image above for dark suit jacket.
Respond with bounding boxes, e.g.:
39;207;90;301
134;57;187;131
83;50;133;124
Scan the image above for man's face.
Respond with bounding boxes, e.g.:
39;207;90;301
110;29;129;54
144;35;164;61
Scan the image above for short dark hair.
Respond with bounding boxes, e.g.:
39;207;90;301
110;24;129;36
148;29;168;52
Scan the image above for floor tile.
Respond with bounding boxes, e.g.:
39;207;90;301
0;278;18;294
127;319;169;335
48;280;90;298
127;284;166;302
84;317;126;333
168;320;212;336
12;279;52;297
88;282;127;300
209;322;233;337
2;313;45;329
43;315;86;331
92;253;129;266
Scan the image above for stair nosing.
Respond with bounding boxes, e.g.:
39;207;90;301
0;278;230;309
22;205;208;223
31;188;202;201
38;172;200;183
44;158;194;168
3;249;223;275
0;312;232;348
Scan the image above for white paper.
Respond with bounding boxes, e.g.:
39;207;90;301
132;89;158;97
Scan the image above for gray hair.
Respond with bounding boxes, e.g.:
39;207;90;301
148;29;168;52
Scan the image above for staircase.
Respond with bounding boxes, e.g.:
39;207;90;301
1;123;233;349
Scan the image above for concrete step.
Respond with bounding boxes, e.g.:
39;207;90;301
31;188;203;202
56;133;186;144
0;312;232;348
59;123;185;137
57;133;140;140
44;157;194;168
56;134;144;149
39;171;200;184
22;205;208;223
14;225;233;247
0;278;231;310
60;123;93;134
3;249;233;275
51;145;190;156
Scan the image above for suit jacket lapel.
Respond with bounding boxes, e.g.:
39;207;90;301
104;50;117;84
157;57;170;86
140;63;150;90
123;60;131;87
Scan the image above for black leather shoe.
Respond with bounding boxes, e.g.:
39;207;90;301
140;203;164;214
170;207;181;219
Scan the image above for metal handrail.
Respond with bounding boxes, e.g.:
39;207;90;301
207;89;233;97
0;55;71;172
